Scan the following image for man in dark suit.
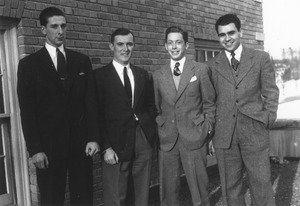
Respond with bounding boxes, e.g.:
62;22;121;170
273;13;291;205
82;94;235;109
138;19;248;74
92;28;157;206
207;14;279;206
153;26;216;206
17;7;99;206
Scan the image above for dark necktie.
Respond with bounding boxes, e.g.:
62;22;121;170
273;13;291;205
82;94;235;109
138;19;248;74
56;48;67;79
173;62;181;76
231;52;239;71
123;67;132;102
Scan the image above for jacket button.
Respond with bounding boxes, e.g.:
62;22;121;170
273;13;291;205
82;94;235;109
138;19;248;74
235;86;238;89
233;114;236;118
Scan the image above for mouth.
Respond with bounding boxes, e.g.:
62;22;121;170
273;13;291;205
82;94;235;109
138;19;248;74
224;41;234;47
171;51;180;55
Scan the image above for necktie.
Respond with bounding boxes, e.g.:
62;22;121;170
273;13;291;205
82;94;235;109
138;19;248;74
231;52;239;71
56;48;67;79
173;62;181;76
123;67;132;102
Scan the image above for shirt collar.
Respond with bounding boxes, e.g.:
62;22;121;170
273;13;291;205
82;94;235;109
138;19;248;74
170;56;186;72
112;60;131;75
225;44;242;62
45;43;65;58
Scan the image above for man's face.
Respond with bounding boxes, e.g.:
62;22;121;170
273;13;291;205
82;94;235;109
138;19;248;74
165;32;189;61
41;15;66;48
217;23;241;52
109;34;134;66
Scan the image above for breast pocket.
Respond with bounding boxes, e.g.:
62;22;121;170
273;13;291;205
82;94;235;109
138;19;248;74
187;79;200;97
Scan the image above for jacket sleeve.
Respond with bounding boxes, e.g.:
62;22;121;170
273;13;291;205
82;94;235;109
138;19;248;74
85;56;100;143
199;63;216;133
17;58;42;157
261;52;279;128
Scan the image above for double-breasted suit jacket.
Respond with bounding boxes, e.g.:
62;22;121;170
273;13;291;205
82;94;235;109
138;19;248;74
17;47;97;160
93;62;157;162
207;46;279;149
153;58;216;151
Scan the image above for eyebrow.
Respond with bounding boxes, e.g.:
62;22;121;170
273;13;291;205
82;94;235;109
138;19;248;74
218;30;236;36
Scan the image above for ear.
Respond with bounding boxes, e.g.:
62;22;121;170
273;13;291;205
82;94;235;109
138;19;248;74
164;42;168;51
185;42;189;50
41;26;47;36
109;43;114;51
239;30;243;38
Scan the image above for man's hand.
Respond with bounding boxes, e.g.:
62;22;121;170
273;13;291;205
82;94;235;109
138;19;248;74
208;140;215;156
32;152;49;169
104;148;119;165
85;141;100;156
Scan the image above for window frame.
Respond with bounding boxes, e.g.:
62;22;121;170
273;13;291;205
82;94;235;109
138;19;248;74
0;19;31;206
194;39;223;63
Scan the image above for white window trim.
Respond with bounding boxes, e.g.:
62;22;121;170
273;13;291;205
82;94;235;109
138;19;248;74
1;19;31;206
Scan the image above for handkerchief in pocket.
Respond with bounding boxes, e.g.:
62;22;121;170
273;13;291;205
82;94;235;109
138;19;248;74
190;76;197;82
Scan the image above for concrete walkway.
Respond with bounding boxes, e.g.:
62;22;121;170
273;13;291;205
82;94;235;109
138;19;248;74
149;157;300;206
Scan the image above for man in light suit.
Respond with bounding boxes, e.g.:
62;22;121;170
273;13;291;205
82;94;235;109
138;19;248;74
207;14;279;206
92;28;157;206
153;26;216;206
17;7;99;206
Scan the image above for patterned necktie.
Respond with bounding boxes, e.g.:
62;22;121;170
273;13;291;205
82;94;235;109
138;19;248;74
173;62;181;76
56;48;67;79
123;67;132;102
231;52;239;71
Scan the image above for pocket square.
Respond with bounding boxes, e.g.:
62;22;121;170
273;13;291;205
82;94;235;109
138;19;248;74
79;72;86;75
190;76;197;82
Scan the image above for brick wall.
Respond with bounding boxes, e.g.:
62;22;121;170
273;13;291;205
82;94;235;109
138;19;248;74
1;0;264;205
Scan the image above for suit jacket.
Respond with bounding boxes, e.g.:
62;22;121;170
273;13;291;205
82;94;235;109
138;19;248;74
153;58;216;152
207;46;279;149
17;47;97;160
92;62;157;162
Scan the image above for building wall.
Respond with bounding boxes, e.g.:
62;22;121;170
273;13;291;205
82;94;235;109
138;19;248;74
0;0;264;205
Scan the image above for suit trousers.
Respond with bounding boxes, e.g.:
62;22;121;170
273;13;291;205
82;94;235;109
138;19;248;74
36;151;93;206
159;137;210;206
215;112;275;206
102;124;153;206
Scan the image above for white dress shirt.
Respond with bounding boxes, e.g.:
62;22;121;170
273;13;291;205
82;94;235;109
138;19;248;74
170;56;186;74
225;44;243;63
45;43;66;70
112;60;135;106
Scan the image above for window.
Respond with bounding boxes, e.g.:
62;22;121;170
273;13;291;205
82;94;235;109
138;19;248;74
0;19;31;206
194;39;222;63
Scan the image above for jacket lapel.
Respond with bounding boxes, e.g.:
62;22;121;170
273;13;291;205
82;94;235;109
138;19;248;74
64;48;85;94
37;47;64;89
160;63;177;104
235;47;255;85
175;59;195;102
108;62;132;106
132;64;144;109
215;51;235;85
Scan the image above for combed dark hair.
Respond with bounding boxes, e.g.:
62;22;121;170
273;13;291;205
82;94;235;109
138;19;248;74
110;28;135;43
165;26;188;43
215;13;241;34
39;7;65;27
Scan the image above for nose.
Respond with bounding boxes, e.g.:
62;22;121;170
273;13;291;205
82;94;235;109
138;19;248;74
172;42;177;49
225;34;231;41
58;26;63;34
123;44;129;51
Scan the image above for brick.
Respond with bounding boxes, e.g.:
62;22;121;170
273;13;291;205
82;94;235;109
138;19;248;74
85;2;101;11
61;0;77;7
